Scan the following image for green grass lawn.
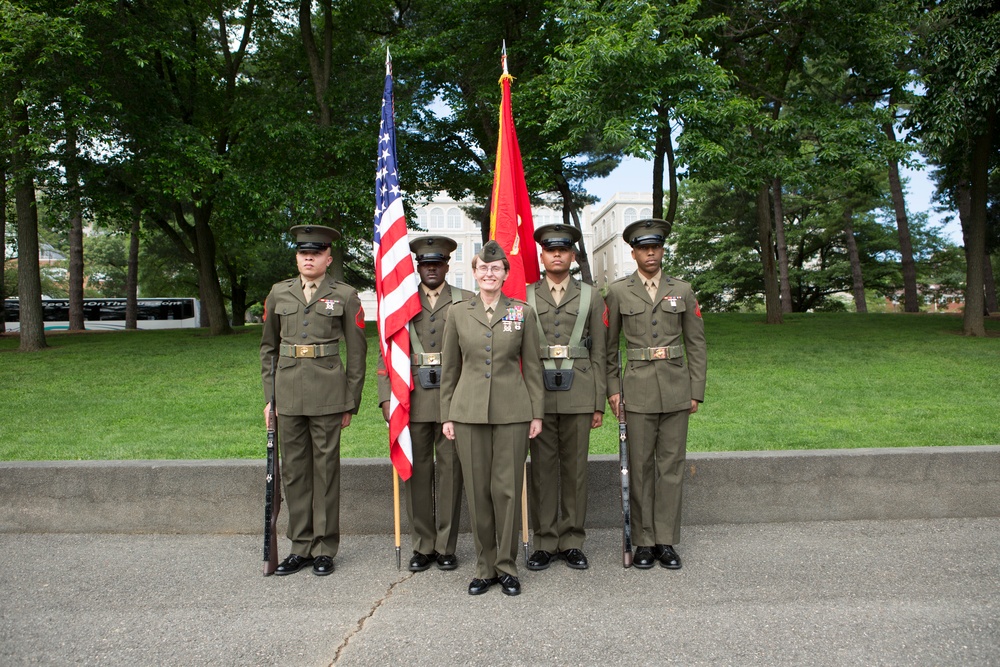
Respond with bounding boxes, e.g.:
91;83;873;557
1;313;997;461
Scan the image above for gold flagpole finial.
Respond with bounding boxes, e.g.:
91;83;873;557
501;40;509;75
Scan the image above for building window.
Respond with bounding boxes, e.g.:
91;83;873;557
430;207;444;229
624;208;637;225
640;207;652;219
453;273;464;289
447;208;462;229
473;241;482;256
414;209;428;230
453;245;463;262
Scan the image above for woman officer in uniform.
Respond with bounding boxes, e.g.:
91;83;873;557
440;240;545;597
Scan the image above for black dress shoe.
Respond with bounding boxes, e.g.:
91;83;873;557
633;546;655;569
275;554;313;576
468;577;498;595
526;550;554;571
408;551;435;572
312;555;334;576
436;553;458;570
655;544;682;570
498;574;521;596
560;548;589;570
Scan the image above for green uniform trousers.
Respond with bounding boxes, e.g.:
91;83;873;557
454;422;530;579
278;413;342;557
625;409;689;546
529;412;591;552
405;421;463;556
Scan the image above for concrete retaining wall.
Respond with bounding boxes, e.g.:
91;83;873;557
1;446;997;534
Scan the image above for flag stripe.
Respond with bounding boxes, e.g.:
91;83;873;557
374;65;420;482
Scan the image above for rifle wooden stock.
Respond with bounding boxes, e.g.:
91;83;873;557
617;351;633;568
263;362;282;576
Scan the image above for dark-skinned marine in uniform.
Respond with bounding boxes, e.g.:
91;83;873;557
440;240;545;597
605;219;707;571
260;225;367;576
377;236;474;572
524;224;608;572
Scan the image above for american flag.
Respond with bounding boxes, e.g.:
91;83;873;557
374;52;420;481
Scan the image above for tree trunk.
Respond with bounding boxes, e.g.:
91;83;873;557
883;122;919;312
553;171;593;284
64;114;85;330
655;110;678;225
192;204;233;335
842;206;867;313
329;243;345;283
772;177;793;313
756;183;782;324
651;113;670;221
299;0;332;128
10;89;47;351
961;108;992;336
299;1;346;279
231;273;248;328
125;206;140;329
984;248;997;314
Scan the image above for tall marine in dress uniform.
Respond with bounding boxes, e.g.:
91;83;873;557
377;236;474;572
524;224;608;572
260;225;367;577
440;240;545;597
605;219;706;571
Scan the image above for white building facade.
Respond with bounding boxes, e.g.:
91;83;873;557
584;192;654;290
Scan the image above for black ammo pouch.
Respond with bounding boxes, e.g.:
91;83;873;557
416;366;441;389
542;368;575;391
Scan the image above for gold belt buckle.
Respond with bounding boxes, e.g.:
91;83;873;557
550;345;569;358
650;347;667;360
295;345;316;359
421;353;441;366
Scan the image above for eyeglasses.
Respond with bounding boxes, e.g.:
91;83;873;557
475;265;506;275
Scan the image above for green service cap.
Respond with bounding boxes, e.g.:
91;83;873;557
410;236;458;263
290;225;340;250
478;239;507;263
622;219;671;247
533;223;581;249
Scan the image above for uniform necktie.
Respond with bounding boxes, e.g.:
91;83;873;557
644;280;657;301
304;282;316;303
485;306;494;322
427;290;439;309
551;285;564;306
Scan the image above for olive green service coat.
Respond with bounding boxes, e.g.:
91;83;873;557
377;283;474;556
260;274;368;558
439;295;545;425
440;294;545;579
604;271;707;547
528;278;608;553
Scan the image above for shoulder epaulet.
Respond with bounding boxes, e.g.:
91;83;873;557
610;275;631;286
664;275;691;287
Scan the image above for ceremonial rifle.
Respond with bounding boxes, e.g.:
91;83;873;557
263;359;282;576
617;350;633;568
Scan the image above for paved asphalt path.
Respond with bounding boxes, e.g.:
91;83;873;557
1;518;998;666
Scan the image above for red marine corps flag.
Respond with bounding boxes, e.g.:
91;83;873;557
374;49;421;482
489;43;540;300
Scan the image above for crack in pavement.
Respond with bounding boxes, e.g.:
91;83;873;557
329;571;414;664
